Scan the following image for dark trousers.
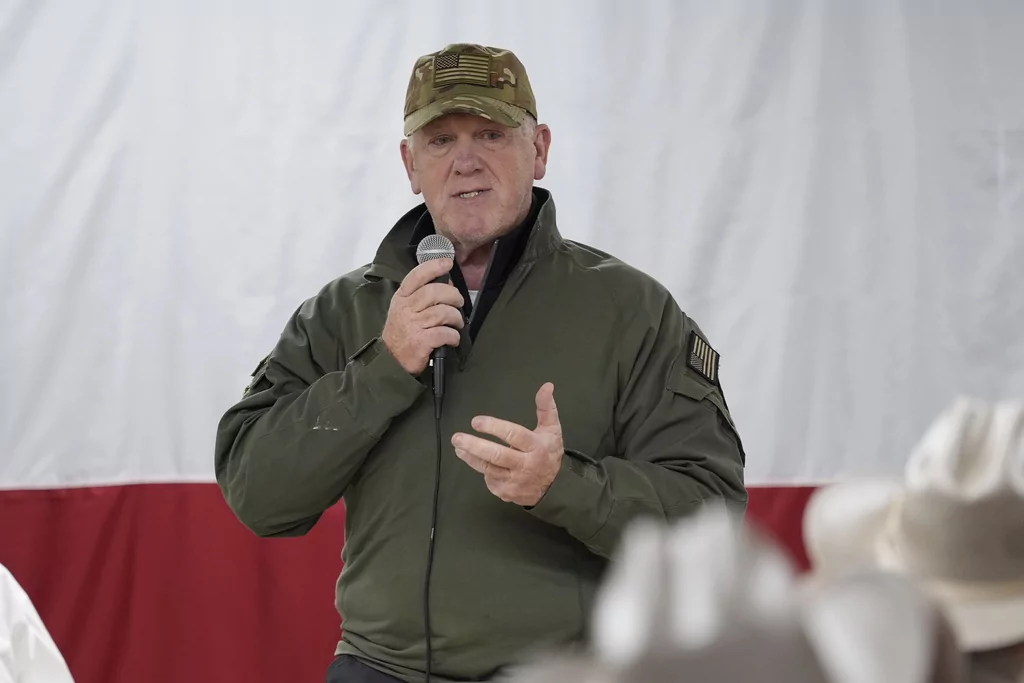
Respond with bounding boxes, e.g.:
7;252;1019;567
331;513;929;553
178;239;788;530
326;655;405;683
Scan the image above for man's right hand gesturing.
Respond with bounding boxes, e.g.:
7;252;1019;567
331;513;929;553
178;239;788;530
381;257;465;375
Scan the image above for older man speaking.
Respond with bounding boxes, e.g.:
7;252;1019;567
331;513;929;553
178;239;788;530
215;43;747;683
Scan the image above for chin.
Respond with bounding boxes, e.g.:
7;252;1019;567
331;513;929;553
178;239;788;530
448;228;496;250
444;217;503;247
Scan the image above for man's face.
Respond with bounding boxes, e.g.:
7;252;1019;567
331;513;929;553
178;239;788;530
401;113;551;253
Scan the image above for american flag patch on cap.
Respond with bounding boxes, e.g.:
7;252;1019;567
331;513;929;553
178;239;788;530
433;52;492;87
687;332;720;384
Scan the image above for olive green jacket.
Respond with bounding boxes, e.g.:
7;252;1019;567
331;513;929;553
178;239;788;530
214;188;747;682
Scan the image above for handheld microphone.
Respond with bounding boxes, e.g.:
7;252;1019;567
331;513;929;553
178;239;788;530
415;234;456;683
415;234;457;409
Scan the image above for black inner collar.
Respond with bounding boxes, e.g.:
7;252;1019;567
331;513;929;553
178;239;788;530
406;191;542;339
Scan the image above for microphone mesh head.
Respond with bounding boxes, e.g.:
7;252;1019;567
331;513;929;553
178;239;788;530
416;234;455;265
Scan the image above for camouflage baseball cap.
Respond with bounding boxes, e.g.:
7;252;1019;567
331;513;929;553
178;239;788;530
403;43;537;136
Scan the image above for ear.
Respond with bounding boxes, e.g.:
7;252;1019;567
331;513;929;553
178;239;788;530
532;123;552;181
400;138;421;194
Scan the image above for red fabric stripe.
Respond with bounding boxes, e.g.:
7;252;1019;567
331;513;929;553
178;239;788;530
746;485;817;570
0;484;814;683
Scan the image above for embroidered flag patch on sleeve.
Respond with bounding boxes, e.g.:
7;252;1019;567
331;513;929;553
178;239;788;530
687;331;720;384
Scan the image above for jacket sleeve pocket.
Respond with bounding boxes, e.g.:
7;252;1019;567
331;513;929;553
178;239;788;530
667;366;744;459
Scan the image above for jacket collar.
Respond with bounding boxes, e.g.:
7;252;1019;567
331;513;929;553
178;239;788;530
366;187;563;284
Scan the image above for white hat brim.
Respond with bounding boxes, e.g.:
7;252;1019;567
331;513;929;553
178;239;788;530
937;589;1024;651
917;581;1024;652
803;478;902;577
805;479;1024;652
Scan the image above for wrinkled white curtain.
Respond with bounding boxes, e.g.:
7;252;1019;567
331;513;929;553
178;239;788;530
1;0;1022;489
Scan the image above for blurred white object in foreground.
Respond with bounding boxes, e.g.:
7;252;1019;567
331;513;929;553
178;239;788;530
510;503;966;683
804;395;1024;681
0;563;75;683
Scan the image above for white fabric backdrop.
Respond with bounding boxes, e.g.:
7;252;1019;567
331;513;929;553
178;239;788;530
2;0;1022;489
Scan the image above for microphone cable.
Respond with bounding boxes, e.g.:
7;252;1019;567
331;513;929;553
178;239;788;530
422;376;444;683
412;233;457;683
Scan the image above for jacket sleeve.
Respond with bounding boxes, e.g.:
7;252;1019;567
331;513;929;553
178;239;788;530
527;292;747;559
214;290;425;538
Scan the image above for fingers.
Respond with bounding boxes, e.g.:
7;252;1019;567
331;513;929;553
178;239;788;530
470;415;537;451
452;433;524;470
424;325;462;351
409;282;464;312
422;303;465;330
454;448;509;478
456;449;515;502
397;258;454;297
535;382;560;430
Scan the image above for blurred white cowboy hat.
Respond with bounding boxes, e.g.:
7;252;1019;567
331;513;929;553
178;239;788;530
590;503;804;664
803;396;1024;652
507;503;832;683
511;503;962;683
802;570;968;683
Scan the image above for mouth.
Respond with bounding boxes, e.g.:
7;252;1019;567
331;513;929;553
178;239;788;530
454;189;490;199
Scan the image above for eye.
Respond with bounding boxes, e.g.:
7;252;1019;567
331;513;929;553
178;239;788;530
429;134;454;147
480;130;504;141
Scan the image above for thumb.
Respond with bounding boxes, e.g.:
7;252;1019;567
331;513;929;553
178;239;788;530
535;382;560;430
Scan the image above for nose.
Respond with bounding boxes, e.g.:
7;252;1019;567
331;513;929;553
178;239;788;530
451;139;483;175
